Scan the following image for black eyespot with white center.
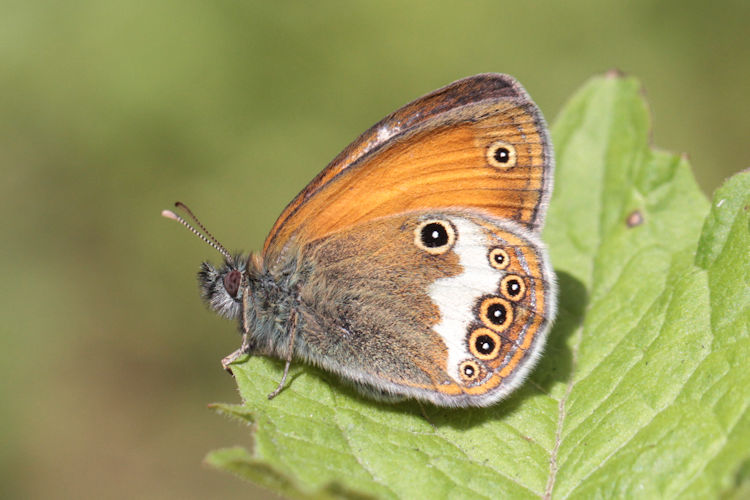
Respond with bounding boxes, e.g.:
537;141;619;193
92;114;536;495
422;223;447;247
501;274;526;302
479;296;513;331
414;219;456;255
478;336;493;353
459;360;481;382
489;247;510;270
469;328;502;360
488;303;506;324
486;140;517;169
495;148;510;163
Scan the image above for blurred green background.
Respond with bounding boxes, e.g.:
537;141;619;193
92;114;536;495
2;1;747;498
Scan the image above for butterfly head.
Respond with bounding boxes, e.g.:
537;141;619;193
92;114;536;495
198;254;251;320
162;202;262;320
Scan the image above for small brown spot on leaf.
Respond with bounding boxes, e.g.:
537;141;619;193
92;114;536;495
626;210;644;228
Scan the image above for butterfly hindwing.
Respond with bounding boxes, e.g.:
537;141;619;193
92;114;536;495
292;209;556;406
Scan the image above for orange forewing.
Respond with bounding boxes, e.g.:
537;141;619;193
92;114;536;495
263;92;553;261
264;74;536;252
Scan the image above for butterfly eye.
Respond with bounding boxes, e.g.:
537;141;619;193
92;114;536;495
486;140;517;168
223;269;242;298
469;328;502;361
501;275;526;301
459;360;481;382
414;219;456;255
488;247;510;270
479;296;513;331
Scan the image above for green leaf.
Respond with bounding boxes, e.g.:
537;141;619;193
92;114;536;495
206;74;750;499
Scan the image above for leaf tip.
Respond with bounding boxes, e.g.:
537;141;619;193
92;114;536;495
605;68;627;79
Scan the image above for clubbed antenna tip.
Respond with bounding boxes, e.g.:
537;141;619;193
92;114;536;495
161;209;179;220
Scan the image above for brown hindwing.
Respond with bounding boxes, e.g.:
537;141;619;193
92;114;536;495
291;210;556;406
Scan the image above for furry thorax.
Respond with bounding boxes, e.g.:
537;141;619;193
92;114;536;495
198;252;303;361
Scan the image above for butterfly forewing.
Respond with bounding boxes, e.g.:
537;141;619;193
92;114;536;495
263;74;554;263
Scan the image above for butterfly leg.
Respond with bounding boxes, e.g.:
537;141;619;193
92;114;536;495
221;288;253;374
267;309;298;399
221;339;252;373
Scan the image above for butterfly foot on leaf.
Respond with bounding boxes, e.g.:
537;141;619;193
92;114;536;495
220;347;251;376
267;358;293;400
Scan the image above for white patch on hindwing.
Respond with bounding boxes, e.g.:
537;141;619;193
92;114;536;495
428;216;505;383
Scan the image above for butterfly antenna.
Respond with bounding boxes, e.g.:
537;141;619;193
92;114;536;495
173;202;227;250
161;202;233;261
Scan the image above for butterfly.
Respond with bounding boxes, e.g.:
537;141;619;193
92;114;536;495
163;74;557;407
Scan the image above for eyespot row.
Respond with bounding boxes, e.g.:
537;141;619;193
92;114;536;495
413;222;526;293
460;323;510;383
459;276;529;383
